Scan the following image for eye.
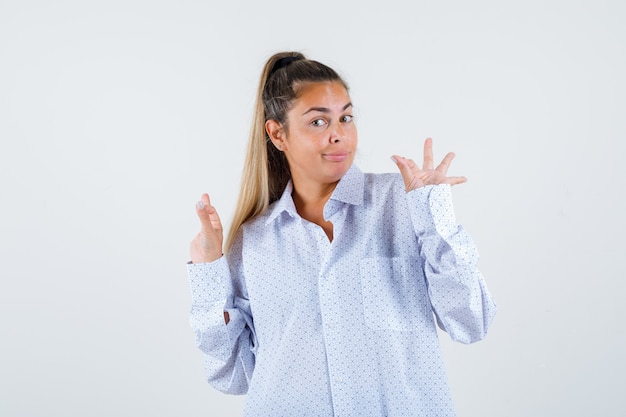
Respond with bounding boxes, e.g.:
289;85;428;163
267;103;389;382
340;115;353;123
311;118;327;127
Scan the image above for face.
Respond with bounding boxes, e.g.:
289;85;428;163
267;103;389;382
268;81;357;189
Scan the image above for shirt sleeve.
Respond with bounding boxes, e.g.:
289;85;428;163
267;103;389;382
406;184;497;344
187;244;256;394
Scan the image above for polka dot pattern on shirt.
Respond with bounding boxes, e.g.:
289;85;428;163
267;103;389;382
187;164;496;416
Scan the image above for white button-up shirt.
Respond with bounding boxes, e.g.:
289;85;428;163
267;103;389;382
188;165;496;417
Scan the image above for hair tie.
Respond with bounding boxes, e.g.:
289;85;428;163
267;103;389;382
269;56;302;76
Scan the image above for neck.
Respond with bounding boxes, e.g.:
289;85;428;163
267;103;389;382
291;177;338;241
291;179;337;209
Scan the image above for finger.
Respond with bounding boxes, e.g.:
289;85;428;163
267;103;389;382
196;194;223;232
391;155;420;191
446;176;468;186
391;155;420;170
195;193;209;215
423;137;434;170
391;155;404;170
391;155;421;175
435;152;456;175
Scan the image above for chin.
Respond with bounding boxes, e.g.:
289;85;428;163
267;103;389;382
326;162;352;181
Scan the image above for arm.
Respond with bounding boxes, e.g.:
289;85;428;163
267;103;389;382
406;184;496;343
188;195;256;394
392;138;496;343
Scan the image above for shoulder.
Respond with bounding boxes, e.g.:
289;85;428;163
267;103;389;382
363;171;405;195
355;171;408;213
242;207;273;231
241;196;293;234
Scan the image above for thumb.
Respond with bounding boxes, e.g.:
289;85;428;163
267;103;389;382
391;155;421;192
391;154;415;177
391;155;406;171
196;193;223;233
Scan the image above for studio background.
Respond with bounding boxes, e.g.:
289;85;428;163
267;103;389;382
1;1;624;416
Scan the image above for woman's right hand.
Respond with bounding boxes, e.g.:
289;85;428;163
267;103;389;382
190;193;224;263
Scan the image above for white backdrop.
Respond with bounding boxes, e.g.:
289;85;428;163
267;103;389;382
1;1;624;416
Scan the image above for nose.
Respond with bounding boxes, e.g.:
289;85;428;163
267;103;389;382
329;124;344;144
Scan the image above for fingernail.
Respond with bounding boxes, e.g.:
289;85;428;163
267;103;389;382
390;156;398;163
196;201;204;210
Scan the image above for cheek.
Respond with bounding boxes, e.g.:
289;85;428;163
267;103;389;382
284;136;316;157
348;126;358;144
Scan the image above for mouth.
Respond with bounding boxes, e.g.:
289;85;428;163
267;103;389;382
323;152;349;162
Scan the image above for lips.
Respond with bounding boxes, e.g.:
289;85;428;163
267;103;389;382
323;152;349;162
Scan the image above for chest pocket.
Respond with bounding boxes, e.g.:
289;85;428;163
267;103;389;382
359;257;432;331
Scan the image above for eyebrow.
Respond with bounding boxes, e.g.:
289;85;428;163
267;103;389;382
302;102;352;115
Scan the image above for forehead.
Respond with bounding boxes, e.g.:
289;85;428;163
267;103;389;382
292;81;351;109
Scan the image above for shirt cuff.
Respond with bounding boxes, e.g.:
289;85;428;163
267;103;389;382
406;184;457;238
187;256;230;308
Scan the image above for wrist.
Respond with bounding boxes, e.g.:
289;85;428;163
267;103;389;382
190;253;223;264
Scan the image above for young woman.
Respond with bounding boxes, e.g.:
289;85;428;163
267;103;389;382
188;51;496;417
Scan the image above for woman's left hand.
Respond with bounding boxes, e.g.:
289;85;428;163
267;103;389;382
392;137;467;192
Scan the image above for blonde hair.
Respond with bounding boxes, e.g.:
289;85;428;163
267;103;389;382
224;51;347;253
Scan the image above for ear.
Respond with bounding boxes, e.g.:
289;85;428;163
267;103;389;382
265;119;286;151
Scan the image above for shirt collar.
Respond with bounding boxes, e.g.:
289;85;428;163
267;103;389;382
328;164;365;206
265;180;298;225
265;164;365;225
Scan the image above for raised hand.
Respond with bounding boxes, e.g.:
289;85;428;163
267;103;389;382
190;193;224;263
391;137;467;192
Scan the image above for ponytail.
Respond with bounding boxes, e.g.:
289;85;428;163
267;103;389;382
225;51;346;253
